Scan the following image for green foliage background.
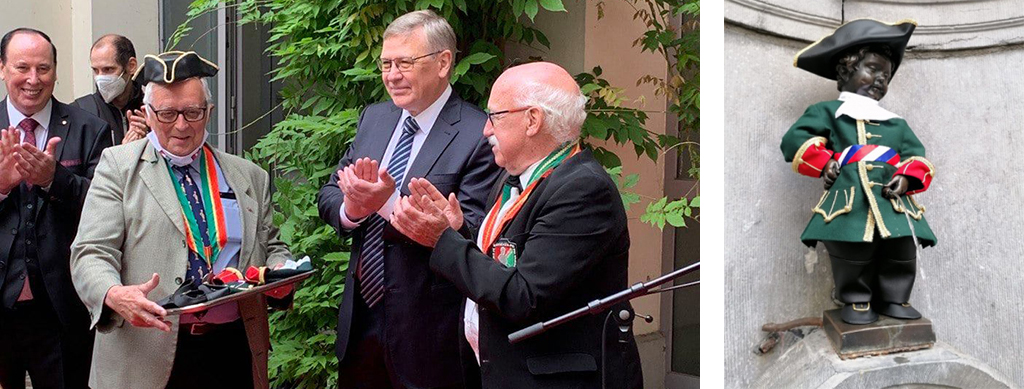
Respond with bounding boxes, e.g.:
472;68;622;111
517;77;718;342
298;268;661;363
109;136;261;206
172;0;698;386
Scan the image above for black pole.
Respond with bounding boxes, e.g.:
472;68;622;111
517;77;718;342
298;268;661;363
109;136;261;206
508;261;700;344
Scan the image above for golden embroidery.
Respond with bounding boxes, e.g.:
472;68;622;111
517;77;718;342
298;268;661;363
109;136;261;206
858;161;890;238
864;212;875;242
890;196;925;220
792;136;828;174
896;156;937;178
812;187;855;223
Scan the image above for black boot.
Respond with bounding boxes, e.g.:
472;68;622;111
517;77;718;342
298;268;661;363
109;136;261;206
841;302;879;324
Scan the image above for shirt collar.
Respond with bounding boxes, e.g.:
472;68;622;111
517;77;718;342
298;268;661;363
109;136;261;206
399;84;452;135
835;92;900;122
6;98;53;131
517;155;546;189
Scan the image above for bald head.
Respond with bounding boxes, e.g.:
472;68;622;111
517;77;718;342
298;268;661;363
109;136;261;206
494;62;580;98
493;62;586;144
483;62;587;174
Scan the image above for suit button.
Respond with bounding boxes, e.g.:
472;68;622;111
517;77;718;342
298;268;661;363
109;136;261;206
26;240;32;246
9;229;15;235
26;223;33;228
0;261;5;269
19;274;25;279
175;277;183;285
26;204;32;210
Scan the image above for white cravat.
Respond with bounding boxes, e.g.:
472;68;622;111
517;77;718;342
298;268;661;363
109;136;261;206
835;92;901;122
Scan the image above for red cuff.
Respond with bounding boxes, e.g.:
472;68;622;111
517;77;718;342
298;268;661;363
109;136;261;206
896;157;935;194
791;137;834;178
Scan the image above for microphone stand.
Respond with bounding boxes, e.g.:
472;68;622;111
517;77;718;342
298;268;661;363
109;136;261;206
508;261;700;344
508;262;700;389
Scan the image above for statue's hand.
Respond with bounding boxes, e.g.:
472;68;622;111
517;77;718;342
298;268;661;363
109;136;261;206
882;175;909;200
823;159;840;190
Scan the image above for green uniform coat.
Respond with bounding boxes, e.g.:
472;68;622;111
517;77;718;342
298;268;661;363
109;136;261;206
781;100;937;247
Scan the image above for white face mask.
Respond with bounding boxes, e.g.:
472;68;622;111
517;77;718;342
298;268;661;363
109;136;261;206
95;72;128;103
146;125;209;167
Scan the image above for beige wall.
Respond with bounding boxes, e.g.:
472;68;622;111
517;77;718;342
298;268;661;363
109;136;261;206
1;0;159;103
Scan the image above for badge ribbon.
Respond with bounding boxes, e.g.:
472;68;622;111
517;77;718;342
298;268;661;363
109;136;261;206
480;143;582;257
166;145;228;267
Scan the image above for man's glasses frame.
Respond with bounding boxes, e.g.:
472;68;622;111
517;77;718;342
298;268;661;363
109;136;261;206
377;50;443;73
147;104;210;124
484;106;532;127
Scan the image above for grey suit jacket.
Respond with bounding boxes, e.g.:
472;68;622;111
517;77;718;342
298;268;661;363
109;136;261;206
70;140;291;389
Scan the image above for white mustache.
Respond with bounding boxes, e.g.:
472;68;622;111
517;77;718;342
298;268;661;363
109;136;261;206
487;135;499;147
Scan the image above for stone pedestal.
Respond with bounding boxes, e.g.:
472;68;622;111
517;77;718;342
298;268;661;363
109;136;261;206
752;330;1013;389
822;309;936;360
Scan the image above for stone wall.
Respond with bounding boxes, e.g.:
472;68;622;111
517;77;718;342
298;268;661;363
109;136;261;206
724;5;1024;387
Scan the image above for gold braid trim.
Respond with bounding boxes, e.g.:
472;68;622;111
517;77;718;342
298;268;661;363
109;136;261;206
793;19;918;68
896;156;936;178
812;187;855;223
132;51;221;83
791;136;829;174
864;212;876;242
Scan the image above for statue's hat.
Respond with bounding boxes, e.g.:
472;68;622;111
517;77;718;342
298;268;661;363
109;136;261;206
794;19;916;80
132;51;219;86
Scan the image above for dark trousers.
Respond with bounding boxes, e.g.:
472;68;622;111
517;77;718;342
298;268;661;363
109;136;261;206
338;281;405;389
824;236;917;304
167;319;254;389
0;299;93;389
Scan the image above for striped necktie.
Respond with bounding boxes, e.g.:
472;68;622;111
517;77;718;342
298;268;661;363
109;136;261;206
19;118;38;190
358;116;419;307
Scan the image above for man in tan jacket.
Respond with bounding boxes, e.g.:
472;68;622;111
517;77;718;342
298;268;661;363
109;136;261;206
70;51;292;389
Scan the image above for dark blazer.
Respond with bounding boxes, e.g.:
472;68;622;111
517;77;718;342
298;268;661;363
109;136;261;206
0;97;113;329
71;82;144;145
317;93;500;388
430;149;643;389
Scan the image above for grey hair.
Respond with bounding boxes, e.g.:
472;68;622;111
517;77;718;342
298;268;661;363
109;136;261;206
142;77;214;106
384;10;458;63
514;81;588;144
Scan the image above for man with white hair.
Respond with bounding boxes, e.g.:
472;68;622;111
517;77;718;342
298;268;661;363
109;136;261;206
71;51;294;389
391;62;643;388
316;9;499;389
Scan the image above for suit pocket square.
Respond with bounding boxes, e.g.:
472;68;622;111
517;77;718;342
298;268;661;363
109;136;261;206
60;159;82;167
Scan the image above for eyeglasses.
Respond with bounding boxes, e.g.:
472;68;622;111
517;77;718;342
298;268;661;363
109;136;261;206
377;51;442;73
147;104;209;124
484;106;532;127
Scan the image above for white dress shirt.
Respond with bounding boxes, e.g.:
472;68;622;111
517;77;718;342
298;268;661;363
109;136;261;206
339;84;453;228
465;159;544;364
0;98;53;200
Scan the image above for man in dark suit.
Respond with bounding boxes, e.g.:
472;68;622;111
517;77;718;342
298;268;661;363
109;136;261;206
316;10;499;389
71;34;148;145
391;62;643;389
0;28;113;389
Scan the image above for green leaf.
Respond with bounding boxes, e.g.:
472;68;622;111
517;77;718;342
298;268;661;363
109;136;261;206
666;212;686;227
524;0;539;20
690;196;700;207
461;52;496;65
538;0;566;12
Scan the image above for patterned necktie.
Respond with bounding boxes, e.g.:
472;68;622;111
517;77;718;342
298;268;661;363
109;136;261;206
174;165;212;286
19;118;38;190
358;116;419;307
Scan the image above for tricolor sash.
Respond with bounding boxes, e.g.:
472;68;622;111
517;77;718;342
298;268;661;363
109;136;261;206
166;145;229;268
480;143;582;258
835;145;900;167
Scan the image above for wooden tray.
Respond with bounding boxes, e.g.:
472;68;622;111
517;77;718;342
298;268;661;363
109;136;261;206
165;270;314;315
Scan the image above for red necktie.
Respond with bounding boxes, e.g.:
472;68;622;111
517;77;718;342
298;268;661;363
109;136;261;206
15;118;38;301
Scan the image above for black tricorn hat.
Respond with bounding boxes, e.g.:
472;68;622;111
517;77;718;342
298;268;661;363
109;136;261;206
132;51;219;86
794;19;916;80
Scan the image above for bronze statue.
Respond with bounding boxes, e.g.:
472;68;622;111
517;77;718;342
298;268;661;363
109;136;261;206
781;19;937;325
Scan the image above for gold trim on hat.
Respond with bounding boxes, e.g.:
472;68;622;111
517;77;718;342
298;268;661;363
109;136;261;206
792;18;919;69
131;51;220;83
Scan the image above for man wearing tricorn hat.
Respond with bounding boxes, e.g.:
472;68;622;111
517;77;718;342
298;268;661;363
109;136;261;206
70;51;294;389
781;19;937;325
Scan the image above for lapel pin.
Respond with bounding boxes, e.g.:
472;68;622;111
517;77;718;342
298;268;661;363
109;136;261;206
61;120;67;125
